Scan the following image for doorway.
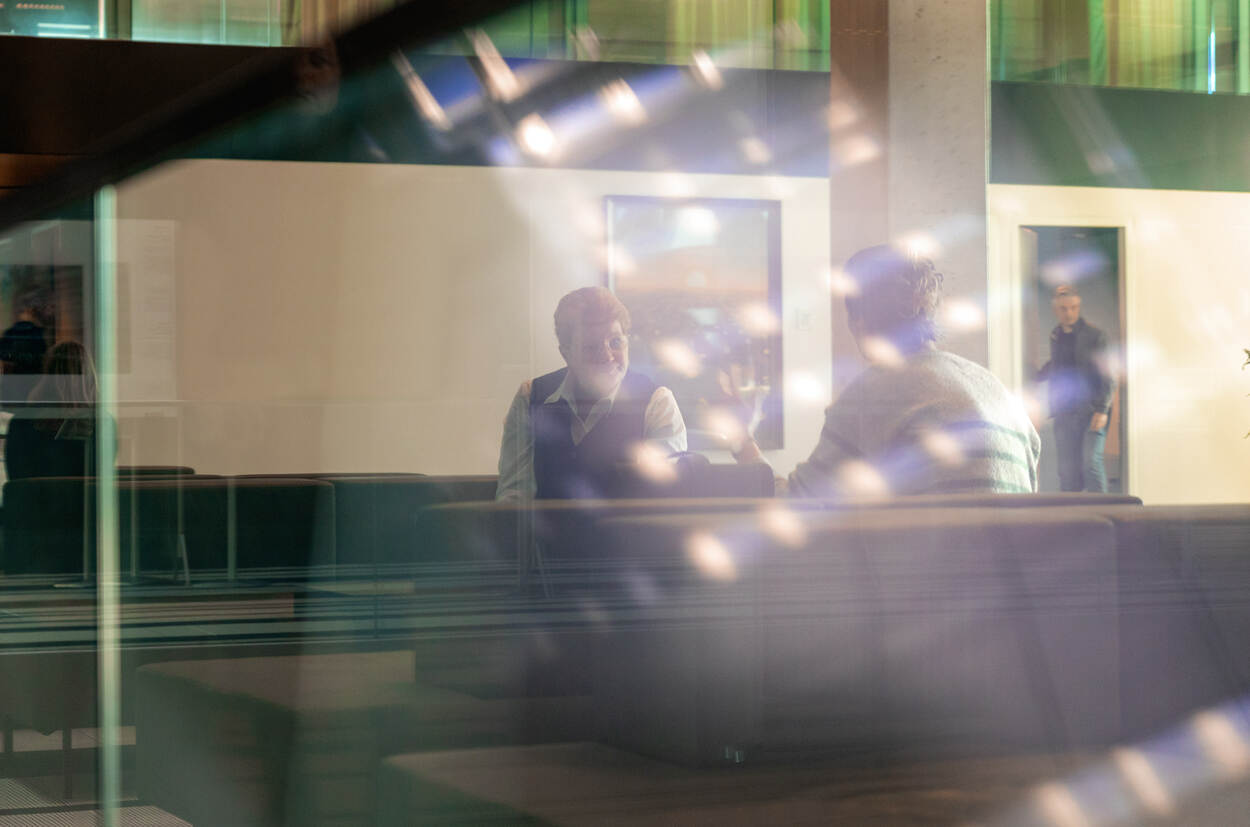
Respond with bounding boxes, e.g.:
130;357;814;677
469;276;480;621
1020;226;1126;493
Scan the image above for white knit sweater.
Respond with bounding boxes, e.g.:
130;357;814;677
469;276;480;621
788;350;1040;498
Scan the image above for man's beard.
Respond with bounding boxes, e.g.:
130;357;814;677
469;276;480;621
581;364;625;399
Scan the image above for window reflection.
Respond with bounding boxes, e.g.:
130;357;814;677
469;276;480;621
1;1;1250;825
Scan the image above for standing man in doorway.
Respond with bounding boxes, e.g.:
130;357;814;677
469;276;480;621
1039;284;1115;492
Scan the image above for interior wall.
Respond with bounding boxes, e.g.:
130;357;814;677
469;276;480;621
114;159;832;477
988;183;1250;504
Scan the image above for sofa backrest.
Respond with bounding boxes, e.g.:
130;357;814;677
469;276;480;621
1066;503;1250;738
856;491;1142;508
157;478;336;576
247;475;498;569
414;497;803;575
117;465;197;477
614;460;776;499
2;476;335;578
588;506;1121;762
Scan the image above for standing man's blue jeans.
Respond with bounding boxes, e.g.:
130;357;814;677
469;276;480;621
1053;412;1107;492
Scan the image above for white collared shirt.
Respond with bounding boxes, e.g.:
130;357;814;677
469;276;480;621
495;373;687;500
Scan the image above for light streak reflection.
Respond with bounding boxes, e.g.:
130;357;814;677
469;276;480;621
1193;710;1250;779
827;100;858;129
757;502;806;548
685;532;738;581
390;53;450;130
700;406;747;448
833;134;881;166
469;29;523;101
940;298;986;333
788;371;827;404
920;428;966;467
827;267;861;298
631;441;678;484
1111;747;1175;818
599;79;647;125
1033;782;1092;827
898;231;940;260
573;25;601;60
736;302;779;336
859;336;904;368
516;113;557;158
654;338;702;378
739;136;772;165
836;460;891;500
691;50;724;90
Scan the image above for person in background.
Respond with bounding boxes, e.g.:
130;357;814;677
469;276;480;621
1038;284;1115;492
738;244;1038;497
5;341;110;480
496;286;687;500
0;290;51;411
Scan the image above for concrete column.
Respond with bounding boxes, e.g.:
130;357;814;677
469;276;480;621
828;0;888;385
887;0;989;364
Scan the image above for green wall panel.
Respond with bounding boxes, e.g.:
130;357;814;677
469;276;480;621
992;80;1250;191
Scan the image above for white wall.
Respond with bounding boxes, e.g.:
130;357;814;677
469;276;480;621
113;160;832;477
988;184;1250;504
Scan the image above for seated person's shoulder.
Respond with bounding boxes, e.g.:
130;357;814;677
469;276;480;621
829;361;903;408
649;384;678;404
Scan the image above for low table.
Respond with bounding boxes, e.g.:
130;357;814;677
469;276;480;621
378;741;1093;826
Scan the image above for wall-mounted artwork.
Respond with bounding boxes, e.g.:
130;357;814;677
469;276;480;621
605;196;783;450
0;264;84;345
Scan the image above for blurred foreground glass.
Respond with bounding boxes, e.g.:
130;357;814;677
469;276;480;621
4;0;1248;825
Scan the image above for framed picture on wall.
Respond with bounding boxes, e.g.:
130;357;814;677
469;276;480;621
604;195;783;450
0;264;84;346
0;264;86;408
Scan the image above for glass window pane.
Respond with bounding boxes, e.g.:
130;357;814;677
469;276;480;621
5;1;1250;825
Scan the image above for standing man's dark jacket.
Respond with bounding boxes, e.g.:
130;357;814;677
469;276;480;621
1039;317;1114;418
0;320;47;409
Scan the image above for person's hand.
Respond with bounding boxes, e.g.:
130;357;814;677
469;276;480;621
1089;412;1108;432
731;435;765;465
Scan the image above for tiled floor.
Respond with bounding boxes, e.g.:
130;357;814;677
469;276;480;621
1;728;144;817
0;778;55;811
0;806;188;826
0;773;129;811
0;773;187;825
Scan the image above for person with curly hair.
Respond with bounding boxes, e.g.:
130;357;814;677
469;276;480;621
781;244;1040;498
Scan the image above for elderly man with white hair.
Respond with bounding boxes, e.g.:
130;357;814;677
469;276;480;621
496;286;687;500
